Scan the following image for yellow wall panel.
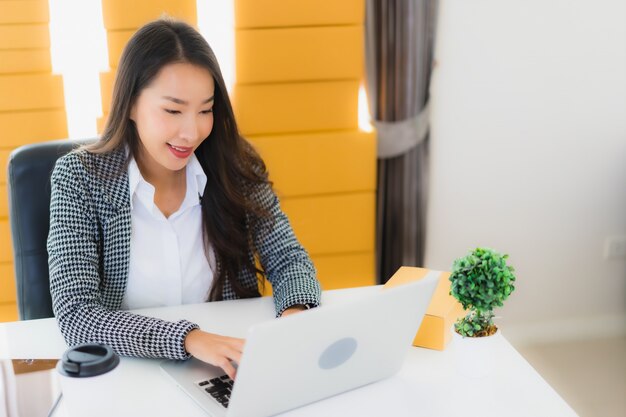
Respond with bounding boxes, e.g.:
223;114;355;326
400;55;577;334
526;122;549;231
234;0;372;287
249;130;375;197
0;150;11;183
312;252;375;290
0;303;18;322
0;184;7;218
99;71;116;114
0;24;49;49
0;74;64;112
281;192;375;256
0;49;52;74
233;80;359;135
235;0;364;29
102;0;197;30
97;113;108;133
0;0;49;24
0;0;65;305
0;110;68;146
236;26;363;84
0;221;12;263
106;30;133;69
0;263;16;303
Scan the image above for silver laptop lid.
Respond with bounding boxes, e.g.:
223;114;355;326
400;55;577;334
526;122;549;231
226;271;439;417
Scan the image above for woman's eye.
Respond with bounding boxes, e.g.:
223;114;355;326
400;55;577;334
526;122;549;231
164;109;180;114
200;109;213;115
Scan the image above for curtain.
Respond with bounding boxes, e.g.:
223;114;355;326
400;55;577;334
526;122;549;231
365;0;439;282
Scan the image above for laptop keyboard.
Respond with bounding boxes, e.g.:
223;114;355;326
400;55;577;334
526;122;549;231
197;375;234;408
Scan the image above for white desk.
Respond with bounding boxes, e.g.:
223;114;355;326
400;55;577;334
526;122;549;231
0;286;577;417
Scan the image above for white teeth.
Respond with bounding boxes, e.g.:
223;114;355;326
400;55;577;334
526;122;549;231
170;145;188;152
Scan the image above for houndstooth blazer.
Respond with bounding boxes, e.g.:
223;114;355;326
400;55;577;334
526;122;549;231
47;147;321;360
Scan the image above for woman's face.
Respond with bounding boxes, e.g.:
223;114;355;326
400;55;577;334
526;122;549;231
130;62;215;177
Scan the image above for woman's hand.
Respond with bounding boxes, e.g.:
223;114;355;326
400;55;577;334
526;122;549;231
184;329;245;380
280;304;308;317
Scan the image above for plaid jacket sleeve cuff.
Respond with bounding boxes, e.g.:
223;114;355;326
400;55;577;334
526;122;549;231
177;320;201;360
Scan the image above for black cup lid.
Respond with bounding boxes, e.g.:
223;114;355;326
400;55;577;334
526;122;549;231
58;344;120;378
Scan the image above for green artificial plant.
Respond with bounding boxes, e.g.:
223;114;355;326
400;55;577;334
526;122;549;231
449;247;516;337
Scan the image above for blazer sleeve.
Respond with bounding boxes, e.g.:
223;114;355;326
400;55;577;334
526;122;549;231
47;154;198;360
251;184;322;315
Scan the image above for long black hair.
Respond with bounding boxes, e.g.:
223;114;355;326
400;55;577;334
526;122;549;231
88;17;270;300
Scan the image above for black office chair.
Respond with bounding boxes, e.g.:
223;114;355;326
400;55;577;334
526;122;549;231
7;138;94;320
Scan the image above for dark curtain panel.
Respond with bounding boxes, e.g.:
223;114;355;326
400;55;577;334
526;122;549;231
365;0;438;282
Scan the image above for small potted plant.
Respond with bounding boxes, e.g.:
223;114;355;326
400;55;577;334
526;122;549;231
449;247;516;377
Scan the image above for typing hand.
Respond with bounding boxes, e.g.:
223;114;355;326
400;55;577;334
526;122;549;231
184;329;244;380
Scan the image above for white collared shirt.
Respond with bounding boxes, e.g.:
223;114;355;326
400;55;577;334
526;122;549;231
121;154;214;310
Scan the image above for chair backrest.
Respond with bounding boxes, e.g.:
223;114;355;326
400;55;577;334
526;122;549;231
7;139;94;320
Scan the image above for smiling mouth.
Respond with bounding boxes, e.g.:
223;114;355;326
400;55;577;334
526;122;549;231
168;143;192;151
167;143;193;158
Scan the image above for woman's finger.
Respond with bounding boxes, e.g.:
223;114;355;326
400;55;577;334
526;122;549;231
223;346;242;366
218;357;237;380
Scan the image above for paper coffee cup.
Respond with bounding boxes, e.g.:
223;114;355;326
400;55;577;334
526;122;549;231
56;344;120;416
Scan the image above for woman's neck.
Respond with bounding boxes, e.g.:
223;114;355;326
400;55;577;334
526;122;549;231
135;151;187;218
135;149;185;190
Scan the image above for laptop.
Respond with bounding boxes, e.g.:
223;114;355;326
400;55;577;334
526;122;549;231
160;271;439;417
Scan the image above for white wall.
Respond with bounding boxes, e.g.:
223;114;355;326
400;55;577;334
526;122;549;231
426;0;626;345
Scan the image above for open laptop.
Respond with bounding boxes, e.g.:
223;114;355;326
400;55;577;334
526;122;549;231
160;271;439;417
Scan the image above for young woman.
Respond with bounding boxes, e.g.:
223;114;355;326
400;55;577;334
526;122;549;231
47;18;321;379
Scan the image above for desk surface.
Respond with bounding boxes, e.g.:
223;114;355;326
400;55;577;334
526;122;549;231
0;286;577;417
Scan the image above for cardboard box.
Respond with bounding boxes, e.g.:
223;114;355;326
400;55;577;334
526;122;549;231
384;267;466;351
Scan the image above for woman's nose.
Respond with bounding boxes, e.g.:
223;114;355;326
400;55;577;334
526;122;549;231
179;114;199;141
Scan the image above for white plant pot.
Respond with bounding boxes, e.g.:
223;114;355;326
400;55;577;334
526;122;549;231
451;327;502;378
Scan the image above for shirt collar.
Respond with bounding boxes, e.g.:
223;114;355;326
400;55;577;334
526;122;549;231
127;157;143;211
179;153;207;214
186;152;207;198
